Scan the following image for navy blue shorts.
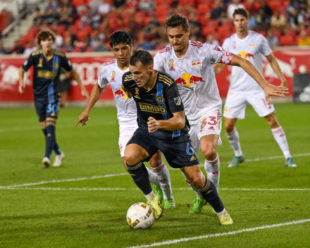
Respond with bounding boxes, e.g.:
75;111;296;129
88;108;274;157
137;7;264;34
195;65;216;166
34;93;59;122
127;127;199;168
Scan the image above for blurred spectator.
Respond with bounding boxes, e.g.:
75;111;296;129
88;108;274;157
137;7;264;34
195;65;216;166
0;40;9;54
43;0;58;12
113;0;126;12
258;0;272;22
227;0;245;19
94;40;109;52
271;10;287;32
211;0;226;20
305;6;310;28
62;35;74;53
33;7;43;25
98;0;111;16
139;0;155;13
58;6;74;28
10;40;24;54
286;0;305;30
90;30;105;49
298;27;310;46
23;40;37;56
41;8;59;25
206;34;220;46
266;29;279;48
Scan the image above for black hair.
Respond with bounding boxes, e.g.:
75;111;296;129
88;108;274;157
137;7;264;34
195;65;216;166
37;30;55;46
165;13;189;32
130;50;153;66
109;30;132;47
233;8;249;19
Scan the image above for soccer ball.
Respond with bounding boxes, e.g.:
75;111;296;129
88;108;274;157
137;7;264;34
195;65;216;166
126;202;155;229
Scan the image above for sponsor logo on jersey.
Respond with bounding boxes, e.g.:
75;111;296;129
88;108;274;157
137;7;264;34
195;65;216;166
114;88;129;99
174;96;182;106
239;50;254;60
155;96;164;104
169;59;175;71
138;103;165;114
175;73;204;87
38;58;43;67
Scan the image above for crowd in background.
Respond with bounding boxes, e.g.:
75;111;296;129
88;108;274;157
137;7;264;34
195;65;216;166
0;0;310;55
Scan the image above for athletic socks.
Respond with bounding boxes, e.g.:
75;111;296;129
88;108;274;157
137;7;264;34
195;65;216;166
42;127;61;155
182;171;203;198
204;154;220;190
45;124;56;158
146;167;160;185
198;179;224;213
226;129;243;156
127;162;152;195
271;126;292;159
152;163;174;200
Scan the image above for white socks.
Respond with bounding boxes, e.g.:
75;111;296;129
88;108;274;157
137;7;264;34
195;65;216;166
271;126;291;159
226;129;243;157
152;164;174;200
204;154;220;190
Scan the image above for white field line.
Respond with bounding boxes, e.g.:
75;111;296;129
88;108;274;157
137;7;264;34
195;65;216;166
126;218;310;248
0;152;309;189
1;187;310;192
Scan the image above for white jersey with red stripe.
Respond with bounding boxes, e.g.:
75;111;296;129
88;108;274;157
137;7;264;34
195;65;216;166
222;31;272;92
97;59;137;125
154;41;233;123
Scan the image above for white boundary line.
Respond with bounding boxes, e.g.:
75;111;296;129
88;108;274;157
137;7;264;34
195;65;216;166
126;218;310;248
1;186;309;191
0;152;309;189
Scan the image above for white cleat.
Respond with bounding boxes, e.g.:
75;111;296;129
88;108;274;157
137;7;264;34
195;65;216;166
53;152;65;167
42;157;50;168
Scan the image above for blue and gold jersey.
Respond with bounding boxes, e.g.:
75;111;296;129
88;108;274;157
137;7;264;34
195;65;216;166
22;49;73;96
122;71;189;140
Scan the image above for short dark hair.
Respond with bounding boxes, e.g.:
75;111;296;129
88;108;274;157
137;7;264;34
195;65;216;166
109;30;132;47
233;8;248;19
165;13;189;32
37;30;55;46
130;50;153;66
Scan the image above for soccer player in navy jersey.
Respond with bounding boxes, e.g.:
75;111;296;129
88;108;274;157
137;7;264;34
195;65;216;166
19;30;89;167
122;49;233;225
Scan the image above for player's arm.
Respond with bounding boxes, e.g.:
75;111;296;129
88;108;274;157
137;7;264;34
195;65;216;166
71;69;90;99
75;84;103;127
266;54;287;87
230;54;288;100
148;112;185;133
18;68;25;94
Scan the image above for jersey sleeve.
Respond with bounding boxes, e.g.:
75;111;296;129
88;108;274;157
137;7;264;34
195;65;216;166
222;38;229;50
153;52;165;72
21;53;34;71
259;35;272;57
61;55;73;72
202;43;233;65
97;66;109;88
166;83;184;113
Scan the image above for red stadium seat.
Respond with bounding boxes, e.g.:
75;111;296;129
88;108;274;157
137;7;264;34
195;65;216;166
218;26;231;39
280;35;294;46
156;5;168;18
202;26;215;36
72;0;85;7
269;1;281;12
197;4;210;15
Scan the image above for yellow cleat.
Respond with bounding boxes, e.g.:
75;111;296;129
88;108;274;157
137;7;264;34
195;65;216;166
218;209;233;225
147;195;163;220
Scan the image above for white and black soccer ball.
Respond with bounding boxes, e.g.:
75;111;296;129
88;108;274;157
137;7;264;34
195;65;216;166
126;202;155;229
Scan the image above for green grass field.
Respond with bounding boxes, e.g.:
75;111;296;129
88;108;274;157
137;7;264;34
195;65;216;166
1;103;310;248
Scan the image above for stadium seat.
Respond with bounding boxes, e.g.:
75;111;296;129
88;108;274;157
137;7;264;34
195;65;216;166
202;26;215;36
197;4;210;15
280;35;294;46
179;0;195;7
207;19;219;28
218;26;231;39
269;1;281;12
156;5;167;18
72;0;85;7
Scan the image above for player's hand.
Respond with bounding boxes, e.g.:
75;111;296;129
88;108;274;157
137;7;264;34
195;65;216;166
280;78;287;87
75;111;89;127
148;116;159;133
18;81;25;94
264;84;288;103
81;89;90;99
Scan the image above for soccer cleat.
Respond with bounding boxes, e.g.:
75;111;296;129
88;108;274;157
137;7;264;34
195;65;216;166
218;209;233;225
228;156;245;168
42;157;50;168
154;185;164;204
147;195;163;220
53;152;65;167
189;198;206;214
285;157;297;168
163;199;175;209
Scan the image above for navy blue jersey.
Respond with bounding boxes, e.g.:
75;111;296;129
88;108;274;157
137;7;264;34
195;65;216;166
22;49;73;97
122;71;189;140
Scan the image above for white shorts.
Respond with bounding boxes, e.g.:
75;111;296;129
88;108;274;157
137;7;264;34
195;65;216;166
189;109;222;153
119;123;138;157
224;90;275;119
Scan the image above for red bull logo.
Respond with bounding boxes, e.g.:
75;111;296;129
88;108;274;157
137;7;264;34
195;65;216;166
239;50;254;60
175;73;204;87
114;88;128;99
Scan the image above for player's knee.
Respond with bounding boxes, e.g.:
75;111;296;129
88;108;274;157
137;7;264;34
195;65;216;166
225;122;234;133
188;172;205;188
124;145;146;165
201;144;216;160
149;151;162;167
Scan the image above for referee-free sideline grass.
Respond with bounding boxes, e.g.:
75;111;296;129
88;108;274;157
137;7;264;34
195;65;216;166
0;103;309;248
